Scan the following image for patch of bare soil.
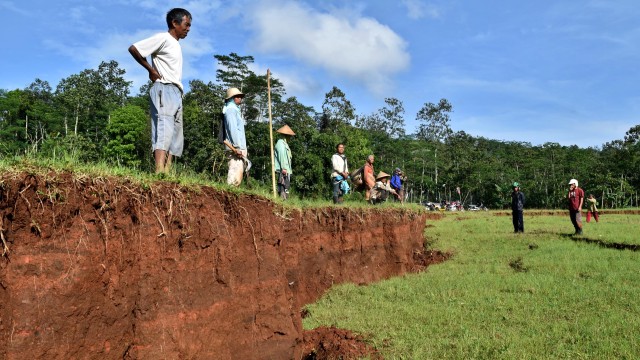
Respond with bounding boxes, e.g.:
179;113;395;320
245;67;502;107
0;172;444;359
301;327;382;360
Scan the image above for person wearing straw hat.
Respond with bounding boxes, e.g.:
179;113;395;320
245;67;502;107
128;8;192;174
222;87;247;186
370;171;398;204
274;124;295;199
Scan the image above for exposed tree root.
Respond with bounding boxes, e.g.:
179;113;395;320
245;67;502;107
1;226;8;256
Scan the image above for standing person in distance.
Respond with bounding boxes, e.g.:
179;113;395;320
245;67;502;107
330;144;349;204
568;179;584;235
390;168;405;203
274;125;295;200
511;182;525;233
222;88;247;186
363;155;376;202
128;8;192;174
586;193;599;223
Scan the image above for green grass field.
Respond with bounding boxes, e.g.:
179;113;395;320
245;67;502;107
303;211;640;359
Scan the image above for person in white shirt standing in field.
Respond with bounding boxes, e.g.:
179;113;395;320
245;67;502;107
128;8;192;174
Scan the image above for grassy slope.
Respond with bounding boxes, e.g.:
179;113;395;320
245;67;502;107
0;157;424;212
303;211;640;359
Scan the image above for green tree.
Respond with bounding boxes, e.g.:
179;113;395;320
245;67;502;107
376;97;406;139
55;70;95;136
0;89;27;154
23;79;56;151
319;86;356;133
213;53;286;122
105;105;148;167
272;97;325;198
416;98;453;142
181;79;226;175
214;53;254;90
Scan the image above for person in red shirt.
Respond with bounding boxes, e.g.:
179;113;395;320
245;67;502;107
567;179;584;235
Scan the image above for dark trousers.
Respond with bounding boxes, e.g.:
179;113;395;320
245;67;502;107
570;210;583;233
512;210;524;233
277;172;290;200
332;179;342;204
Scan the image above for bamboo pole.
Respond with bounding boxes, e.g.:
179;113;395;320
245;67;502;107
267;69;276;197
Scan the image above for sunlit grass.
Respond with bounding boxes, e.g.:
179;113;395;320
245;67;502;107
0;155;425;213
304;211;640;359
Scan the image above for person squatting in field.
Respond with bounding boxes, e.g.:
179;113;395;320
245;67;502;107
128;8;192;174
369;171;399;204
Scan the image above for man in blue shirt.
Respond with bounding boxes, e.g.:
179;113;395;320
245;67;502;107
223;87;247;186
390;168;405;203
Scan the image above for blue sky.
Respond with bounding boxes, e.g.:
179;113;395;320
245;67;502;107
2;0;639;148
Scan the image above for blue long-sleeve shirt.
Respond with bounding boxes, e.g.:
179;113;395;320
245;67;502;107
390;174;402;190
222;101;247;150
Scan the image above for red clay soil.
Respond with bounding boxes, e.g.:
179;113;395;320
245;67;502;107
301;326;383;360
0;172;446;360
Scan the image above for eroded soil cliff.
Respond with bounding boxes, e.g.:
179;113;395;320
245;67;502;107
0;172;438;359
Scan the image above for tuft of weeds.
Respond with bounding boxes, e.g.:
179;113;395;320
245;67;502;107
508;256;528;272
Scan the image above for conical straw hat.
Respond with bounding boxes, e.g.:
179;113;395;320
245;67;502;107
376;171;390;180
276;124;295;136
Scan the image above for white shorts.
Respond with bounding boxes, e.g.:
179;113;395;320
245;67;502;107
150;82;183;156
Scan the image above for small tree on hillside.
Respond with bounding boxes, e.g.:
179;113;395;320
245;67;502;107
105;105;148;168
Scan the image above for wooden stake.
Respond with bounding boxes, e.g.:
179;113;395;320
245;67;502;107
267;69;276;197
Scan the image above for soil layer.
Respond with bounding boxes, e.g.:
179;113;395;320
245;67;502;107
0;172;438;359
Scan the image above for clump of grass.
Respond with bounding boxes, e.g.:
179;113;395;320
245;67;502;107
508;256;528;272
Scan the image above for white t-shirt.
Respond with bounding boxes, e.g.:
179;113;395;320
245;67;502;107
133;32;183;92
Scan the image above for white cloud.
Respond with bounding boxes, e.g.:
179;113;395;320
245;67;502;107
400;0;441;20
244;0;410;95
250;63;322;100
42;27;214;93
0;1;29;16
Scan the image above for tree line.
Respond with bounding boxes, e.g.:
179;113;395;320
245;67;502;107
1;53;638;209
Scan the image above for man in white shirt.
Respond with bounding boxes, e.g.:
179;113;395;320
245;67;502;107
128;8;192;174
331;143;349;204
